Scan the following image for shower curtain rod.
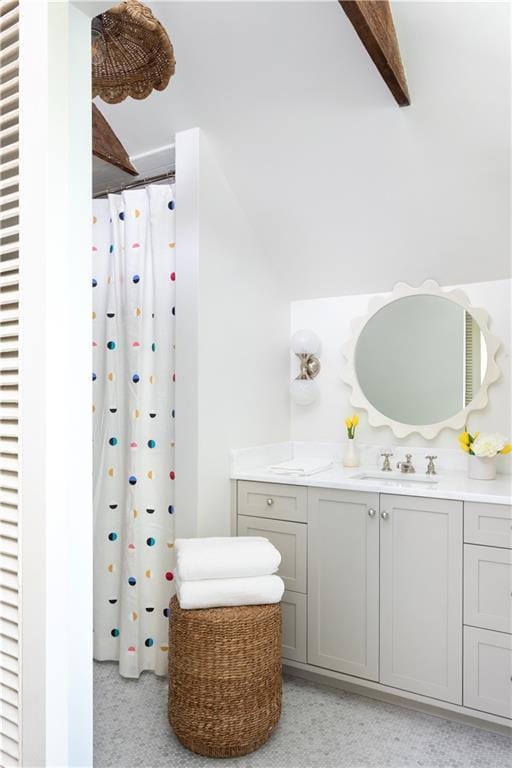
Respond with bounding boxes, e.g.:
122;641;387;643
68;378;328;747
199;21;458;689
93;169;176;198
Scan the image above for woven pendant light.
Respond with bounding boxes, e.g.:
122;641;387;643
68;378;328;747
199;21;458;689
92;0;176;103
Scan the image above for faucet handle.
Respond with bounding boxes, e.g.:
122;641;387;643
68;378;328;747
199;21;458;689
380;451;393;471
425;455;438;475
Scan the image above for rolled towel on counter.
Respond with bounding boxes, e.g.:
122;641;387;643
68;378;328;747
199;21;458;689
175;536;281;581
175;574;285;610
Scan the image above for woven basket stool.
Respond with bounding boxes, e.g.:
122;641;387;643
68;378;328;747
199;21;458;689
168;595;282;758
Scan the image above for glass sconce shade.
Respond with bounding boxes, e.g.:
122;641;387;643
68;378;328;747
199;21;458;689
290;329;321;356
290;378;319;406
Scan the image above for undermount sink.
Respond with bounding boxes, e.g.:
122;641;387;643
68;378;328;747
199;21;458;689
350;471;439;487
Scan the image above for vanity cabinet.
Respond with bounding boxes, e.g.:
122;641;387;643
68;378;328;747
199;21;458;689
379;495;463;704
308;488;379;681
235;479;511;725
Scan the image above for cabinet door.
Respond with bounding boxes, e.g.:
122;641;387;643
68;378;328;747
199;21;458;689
380;494;463;704
237;515;307;593
464;544;512;634
464;626;512;719
282;591;307;663
308;488;379;681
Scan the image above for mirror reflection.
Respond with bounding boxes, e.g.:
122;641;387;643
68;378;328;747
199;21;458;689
354;295;487;425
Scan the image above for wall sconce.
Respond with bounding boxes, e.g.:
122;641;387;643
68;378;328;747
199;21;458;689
290;329;321;405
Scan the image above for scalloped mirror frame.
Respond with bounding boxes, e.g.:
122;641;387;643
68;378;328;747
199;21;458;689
341;280;501;439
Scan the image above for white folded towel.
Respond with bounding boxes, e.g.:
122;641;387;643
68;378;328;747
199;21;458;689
175;574;285;610
269;458;333;476
175;536;281;581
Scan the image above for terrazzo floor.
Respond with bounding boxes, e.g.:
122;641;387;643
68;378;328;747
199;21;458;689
94;661;511;768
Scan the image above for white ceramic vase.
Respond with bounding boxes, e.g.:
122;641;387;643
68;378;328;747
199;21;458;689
343;438;360;468
467;454;497;481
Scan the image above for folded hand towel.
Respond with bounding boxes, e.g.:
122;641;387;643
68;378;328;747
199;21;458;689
269;458;333;476
175;536;281;581
175;574;285;610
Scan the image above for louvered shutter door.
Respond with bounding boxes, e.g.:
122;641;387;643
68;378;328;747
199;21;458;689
0;2;20;766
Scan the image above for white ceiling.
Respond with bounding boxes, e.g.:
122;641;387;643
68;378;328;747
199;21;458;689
93;1;511;300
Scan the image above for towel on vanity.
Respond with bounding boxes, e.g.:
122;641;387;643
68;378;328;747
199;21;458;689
269;458;333;476
175;574;285;610
175;536;281;581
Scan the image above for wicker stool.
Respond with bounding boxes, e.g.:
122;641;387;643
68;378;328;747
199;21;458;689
168;596;282;758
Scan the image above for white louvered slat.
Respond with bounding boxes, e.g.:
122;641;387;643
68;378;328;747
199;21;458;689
1;681;18;708
0;585;18;610
0;175;18;193
1;3;20;762
0;7;18;33
0;567;17;591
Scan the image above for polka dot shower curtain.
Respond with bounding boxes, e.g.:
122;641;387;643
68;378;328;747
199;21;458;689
92;184;176;678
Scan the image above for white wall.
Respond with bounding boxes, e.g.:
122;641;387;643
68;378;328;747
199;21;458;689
176;129;289;537
290;279;511;463
99;1;510;300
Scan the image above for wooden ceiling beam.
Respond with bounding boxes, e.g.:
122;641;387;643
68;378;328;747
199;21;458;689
339;1;410;107
92;103;138;176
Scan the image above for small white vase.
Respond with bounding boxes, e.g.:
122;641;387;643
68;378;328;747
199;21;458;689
467;454;497;481
343;439;360;468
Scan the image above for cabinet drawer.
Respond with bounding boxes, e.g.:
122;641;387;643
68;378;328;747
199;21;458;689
237;514;307;593
464;626;512;719
237;481;307;523
282;591;307;663
464;545;512;634
464;502;512;549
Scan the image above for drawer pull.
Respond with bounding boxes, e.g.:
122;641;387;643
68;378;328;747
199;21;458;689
381;510;389;520
266;498;274;506
367;508;376;518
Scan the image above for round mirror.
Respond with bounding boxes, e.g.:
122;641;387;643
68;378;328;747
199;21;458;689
342;281;501;438
355;296;487;425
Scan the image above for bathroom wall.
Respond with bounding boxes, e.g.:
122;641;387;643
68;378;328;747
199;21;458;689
176;128;289;537
290;279;511;469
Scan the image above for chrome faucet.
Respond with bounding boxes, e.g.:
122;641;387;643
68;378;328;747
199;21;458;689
381;452;393;471
425;455;438;475
396;453;416;474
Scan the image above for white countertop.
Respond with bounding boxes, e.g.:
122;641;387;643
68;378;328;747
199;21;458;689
231;444;512;505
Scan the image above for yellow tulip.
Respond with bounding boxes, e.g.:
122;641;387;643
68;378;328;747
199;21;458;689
352;414;359;426
345;417;352;429
458;432;470;446
500;444;512;455
461;443;470;453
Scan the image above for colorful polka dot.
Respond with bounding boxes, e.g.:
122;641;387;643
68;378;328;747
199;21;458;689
107;340;116;350
92;372;97;381
148;439;156;448
92;278;97;288
165;571;174;581
128;475;137;485
145;607;154;613
108;532;117;541
111;628;120;637
151;342;156;352
132;274;140;284
128;576;136;586
119;212;125;221
132;374;140;383
168;505;174;514
168;200;175;210
163;608;170;618
170;272;176;282
109;437;118;446
146;537;155;546
145;638;154;647
169;471;175;480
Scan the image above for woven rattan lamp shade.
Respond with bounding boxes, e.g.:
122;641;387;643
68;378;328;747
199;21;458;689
92;0;176;103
